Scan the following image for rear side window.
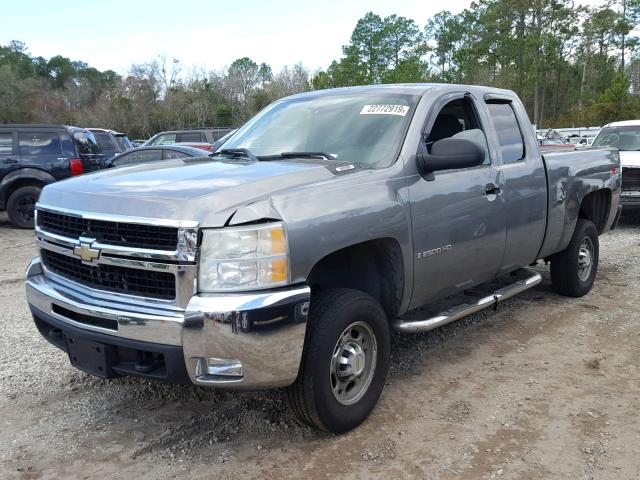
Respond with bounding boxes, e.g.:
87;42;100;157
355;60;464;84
73;131;101;155
150;133;177;145
0;133;13;154
179;132;205;142
94;132;117;151
486;103;525;164
19;132;62;155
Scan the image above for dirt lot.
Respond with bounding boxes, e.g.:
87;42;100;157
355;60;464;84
0;212;638;480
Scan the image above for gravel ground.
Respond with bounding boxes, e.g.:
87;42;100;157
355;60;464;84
0;211;639;479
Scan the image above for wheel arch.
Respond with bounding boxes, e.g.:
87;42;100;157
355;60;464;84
578;188;611;234
306;238;404;319
0;168;56;205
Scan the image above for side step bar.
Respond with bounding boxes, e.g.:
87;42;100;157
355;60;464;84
392;268;542;333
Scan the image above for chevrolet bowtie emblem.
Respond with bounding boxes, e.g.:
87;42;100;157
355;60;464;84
73;239;101;264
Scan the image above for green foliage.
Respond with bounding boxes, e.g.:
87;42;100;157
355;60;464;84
215;105;233;126
315;12;424;87
316;1;640;127
585;73;640;124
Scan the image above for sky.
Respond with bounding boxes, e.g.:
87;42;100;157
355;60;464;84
0;0;474;75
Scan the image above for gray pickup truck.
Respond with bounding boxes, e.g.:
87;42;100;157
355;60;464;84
25;84;621;433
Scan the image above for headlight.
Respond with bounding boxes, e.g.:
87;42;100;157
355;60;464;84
198;223;289;292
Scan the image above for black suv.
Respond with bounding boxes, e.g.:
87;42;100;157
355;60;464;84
144;127;235;146
88;128;133;159
0;125;103;228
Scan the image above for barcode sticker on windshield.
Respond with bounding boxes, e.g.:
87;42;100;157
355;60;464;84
360;104;409;116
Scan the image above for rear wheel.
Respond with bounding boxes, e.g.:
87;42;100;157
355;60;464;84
550;219;599;297
7;185;41;229
287;289;390;433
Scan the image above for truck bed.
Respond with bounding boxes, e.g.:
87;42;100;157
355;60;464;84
537;147;621;260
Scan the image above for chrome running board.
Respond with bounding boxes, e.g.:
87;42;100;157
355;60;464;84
392;268;542;333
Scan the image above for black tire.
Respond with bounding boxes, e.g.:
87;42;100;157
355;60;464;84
550;219;599;297
6;185;41;229
287;288;390;433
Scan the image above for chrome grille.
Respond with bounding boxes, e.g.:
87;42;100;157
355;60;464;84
622;167;640;191
41;249;176;300
37;210;179;250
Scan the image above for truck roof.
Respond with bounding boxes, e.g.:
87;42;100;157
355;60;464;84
285;83;516;100
603;120;640;127
87;128;127;136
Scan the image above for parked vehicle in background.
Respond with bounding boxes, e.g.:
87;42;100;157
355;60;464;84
87;128;133;159
537;129;576;151
176;142;215;152
105;145;209;168
538;140;575;151
566;135;589;146
144;128;235;147
0;124;103;228
131;139;147;148
26;84;621;433
592;120;640;208
211;128;237;152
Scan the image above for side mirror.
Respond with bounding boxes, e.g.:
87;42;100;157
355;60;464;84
416;138;484;178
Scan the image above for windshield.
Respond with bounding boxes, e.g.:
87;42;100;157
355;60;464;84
222;93;420;168
592;126;640;151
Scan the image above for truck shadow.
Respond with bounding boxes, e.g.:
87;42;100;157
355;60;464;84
618;209;640;227
19;215;636;466
0;212;15;229
54;272;561;463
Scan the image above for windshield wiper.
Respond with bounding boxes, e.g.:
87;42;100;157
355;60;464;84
214;149;339;163
279;151;336;161
215;148;259;162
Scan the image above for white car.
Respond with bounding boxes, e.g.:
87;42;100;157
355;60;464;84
592;120;640;208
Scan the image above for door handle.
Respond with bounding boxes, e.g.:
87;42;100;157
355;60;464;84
2;158;18;164
484;184;501;196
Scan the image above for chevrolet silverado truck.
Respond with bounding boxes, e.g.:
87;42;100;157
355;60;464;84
25;84;622;433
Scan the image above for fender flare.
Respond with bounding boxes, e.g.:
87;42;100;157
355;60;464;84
0;168;58;203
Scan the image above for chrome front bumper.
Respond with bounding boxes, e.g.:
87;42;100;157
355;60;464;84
26;257;310;389
620;190;640;206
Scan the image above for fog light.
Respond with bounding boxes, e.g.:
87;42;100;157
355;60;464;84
199;357;243;377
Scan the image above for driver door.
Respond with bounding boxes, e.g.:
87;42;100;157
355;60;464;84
407;93;507;308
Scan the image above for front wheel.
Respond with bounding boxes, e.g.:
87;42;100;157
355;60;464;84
550;219;599;297
287;289;390;433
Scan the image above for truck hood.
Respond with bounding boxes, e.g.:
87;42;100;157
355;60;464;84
619;150;640;168
39;158;336;226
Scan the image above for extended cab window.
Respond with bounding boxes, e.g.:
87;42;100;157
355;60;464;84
426;97;490;165
19;132;62;155
486;102;525;164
